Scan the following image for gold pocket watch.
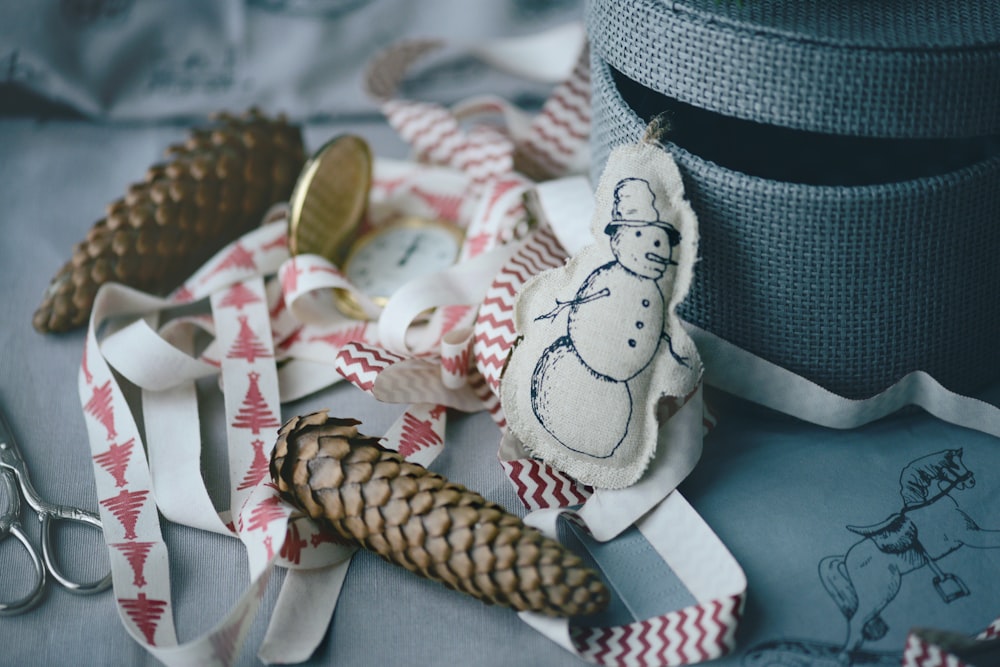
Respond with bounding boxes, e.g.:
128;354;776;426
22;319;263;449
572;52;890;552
287;134;371;261
336;215;463;319
287;134;464;320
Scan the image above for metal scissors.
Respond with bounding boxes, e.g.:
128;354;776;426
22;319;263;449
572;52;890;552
0;407;112;614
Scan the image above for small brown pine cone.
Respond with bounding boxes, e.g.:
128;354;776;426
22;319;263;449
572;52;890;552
270;410;610;618
33;108;305;333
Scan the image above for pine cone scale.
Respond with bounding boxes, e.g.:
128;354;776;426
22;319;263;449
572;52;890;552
33;109;305;333
308;486;340;522
402;515;427;547
270;410;610;618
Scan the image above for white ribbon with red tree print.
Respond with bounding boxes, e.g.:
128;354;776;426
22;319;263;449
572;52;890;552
81;222;345;665
79;150;500;664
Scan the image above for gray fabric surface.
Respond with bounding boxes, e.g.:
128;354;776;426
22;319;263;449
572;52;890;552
0;0;579;121
680;390;1000;667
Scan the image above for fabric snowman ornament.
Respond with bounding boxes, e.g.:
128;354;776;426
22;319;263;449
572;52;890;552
501;134;701;489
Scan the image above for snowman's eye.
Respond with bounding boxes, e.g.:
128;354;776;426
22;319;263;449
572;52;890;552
635;231;642;238
654;240;661;247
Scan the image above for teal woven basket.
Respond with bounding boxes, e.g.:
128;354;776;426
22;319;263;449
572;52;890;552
587;0;1000;399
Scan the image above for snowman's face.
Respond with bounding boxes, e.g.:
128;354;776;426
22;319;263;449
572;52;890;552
608;224;676;279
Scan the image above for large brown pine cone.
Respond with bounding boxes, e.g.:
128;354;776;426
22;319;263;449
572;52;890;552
33;108;305;333
270;410;610;618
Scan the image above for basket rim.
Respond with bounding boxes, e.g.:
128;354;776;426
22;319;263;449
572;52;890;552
587;0;1000;138
594;55;1000;196
666;1;1000;52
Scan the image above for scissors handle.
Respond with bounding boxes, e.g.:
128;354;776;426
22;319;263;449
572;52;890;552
38;506;113;595
0;470;47;615
0;523;47;615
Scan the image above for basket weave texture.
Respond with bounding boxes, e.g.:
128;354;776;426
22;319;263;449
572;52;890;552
587;0;1000;398
586;0;1000;138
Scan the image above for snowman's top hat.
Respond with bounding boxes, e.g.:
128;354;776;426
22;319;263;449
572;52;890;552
605;177;681;246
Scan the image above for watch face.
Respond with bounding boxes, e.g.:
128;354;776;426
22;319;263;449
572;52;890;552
344;219;461;300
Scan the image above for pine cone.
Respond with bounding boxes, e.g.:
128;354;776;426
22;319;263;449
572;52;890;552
33;108;305;333
270;410;610;618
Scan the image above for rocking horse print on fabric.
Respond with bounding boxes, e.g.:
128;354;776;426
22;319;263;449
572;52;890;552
500;139;701;489
744;448;1000;667
820;449;1000;658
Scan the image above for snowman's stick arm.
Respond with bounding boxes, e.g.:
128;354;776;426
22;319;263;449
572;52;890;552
661;330;690;367
534;287;611;321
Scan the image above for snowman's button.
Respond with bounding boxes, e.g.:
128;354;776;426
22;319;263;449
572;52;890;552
628;339;637;347
635;321;644;329
641;299;650;307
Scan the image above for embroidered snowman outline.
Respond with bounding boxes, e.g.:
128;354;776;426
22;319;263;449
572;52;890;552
501;140;701;489
531;176;687;456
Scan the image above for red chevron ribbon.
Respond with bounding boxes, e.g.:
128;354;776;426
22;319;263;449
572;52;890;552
571;594;744;667
981;616;1000;640
500;458;592;511
473;225;568;396
519;45;592;179
334;341;406;394
900;621;1000;667
901;633;970;667
518;490;747;667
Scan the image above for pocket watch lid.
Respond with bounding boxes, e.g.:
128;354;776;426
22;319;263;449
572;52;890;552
287;134;372;261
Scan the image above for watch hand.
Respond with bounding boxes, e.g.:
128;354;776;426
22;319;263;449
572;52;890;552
398;236;421;267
